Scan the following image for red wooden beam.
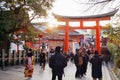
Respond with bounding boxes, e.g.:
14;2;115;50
58;26;107;31
56;16;112;54
57;16;110;22
58;26;97;30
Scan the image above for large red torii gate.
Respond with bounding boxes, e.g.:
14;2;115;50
54;9;118;54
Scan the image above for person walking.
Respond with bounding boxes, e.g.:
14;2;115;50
81;49;89;76
49;46;67;80
74;48;83;78
70;51;74;62
24;49;34;80
48;48;55;61
90;50;103;80
39;49;46;70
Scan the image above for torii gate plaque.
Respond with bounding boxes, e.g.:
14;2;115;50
54;9;118;54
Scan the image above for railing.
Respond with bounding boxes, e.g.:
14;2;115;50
0;49;39;70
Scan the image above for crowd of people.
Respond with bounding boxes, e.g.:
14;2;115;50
74;47;103;80
24;45;103;80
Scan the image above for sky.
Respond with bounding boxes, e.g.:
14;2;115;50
51;0;120;17
32;0;120;24
32;0;120;34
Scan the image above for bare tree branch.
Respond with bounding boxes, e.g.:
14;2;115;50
72;0;113;4
29;13;37;22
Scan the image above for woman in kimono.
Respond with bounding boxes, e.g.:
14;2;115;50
24;49;34;80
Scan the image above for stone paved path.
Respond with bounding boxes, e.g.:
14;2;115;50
0;61;112;80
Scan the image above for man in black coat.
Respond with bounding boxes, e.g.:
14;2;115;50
49;46;67;80
90;50;103;80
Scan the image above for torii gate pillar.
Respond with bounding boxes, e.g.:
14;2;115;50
96;20;101;54
64;21;69;53
54;9;118;54
63;19;103;54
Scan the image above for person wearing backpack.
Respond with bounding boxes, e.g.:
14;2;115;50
49;46;67;80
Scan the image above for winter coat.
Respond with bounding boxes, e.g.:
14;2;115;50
90;54;102;78
74;54;83;66
49;52;67;74
39;52;46;63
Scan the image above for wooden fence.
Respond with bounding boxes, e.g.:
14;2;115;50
0;49;39;69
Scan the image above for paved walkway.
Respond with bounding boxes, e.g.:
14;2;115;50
0;61;112;80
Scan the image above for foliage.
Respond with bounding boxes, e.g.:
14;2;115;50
103;25;120;63
107;27;120;47
115;56;120;68
103;14;120;77
107;42;117;53
107;42;120;77
113;55;120;79
104;23;120;69
103;23;120;50
0;0;54;41
0;9;29;41
107;42;117;60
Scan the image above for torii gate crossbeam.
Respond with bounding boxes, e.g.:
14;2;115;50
57;17;110;54
54;9;118;54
